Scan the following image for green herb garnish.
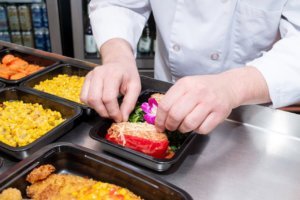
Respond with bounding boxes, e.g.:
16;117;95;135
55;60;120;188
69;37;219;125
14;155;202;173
128;105;145;123
166;130;189;151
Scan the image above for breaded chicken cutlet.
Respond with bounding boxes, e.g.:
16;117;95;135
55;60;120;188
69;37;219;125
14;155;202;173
27;173;96;200
0;188;22;200
26;164;55;184
25;164;141;200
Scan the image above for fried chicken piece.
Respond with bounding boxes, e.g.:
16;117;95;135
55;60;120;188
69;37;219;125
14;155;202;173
25;164;142;200
26;174;96;200
0;188;22;200
26;164;55;184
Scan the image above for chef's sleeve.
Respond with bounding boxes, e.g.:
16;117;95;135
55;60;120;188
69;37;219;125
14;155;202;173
247;0;300;108
89;0;151;54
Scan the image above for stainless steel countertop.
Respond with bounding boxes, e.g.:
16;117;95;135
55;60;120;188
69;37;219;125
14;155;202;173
1;42;300;199
2;106;300;200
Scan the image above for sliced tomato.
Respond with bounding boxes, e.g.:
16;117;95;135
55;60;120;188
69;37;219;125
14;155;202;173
105;133;169;158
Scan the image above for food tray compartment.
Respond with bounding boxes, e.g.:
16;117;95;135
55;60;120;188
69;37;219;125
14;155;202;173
0;87;82;159
0;142;192;200
90;76;199;171
0;45;6;51
0;49;59;85
21;64;93;116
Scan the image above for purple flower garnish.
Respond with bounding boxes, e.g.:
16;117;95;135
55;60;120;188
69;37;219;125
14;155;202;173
141;98;158;124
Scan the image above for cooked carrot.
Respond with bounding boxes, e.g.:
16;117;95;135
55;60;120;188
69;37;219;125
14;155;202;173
0;64;7;68
26;64;40;73
0;73;9;79
10;73;27;80
8;59;28;71
10;59;28;67
1;54;44;80
0;67;14;79
2;54;16;65
0;67;15;75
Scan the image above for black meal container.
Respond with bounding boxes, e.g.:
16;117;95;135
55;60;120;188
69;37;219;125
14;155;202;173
21;64;93;116
0;82;5;88
90;76;199;171
0;87;82;159
0;49;59;85
0;142;192;200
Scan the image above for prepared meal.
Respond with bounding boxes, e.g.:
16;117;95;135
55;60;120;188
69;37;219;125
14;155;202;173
0;101;65;147
33;74;84;104
0;164;142;200
106;93;189;159
106;122;169;158
0;54;44;80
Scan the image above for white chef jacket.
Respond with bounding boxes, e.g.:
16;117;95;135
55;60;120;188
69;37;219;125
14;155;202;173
89;0;300;108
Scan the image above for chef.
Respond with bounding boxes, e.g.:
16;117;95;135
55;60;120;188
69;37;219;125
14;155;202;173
80;0;300;134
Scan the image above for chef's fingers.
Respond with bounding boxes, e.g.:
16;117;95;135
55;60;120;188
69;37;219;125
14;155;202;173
164;93;198;131
196;112;224;134
102;75;123;122
155;83;186;132
178;104;210;133
86;72;109;118
80;71;92;103
120;81;141;122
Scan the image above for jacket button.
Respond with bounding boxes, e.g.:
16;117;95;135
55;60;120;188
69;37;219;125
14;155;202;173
172;44;181;52
210;53;220;60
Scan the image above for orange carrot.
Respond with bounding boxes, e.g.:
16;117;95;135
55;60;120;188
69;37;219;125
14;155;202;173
2;54;16;65
10;73;27;80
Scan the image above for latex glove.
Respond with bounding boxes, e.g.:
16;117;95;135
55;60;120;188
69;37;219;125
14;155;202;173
80;39;141;122
155;67;270;134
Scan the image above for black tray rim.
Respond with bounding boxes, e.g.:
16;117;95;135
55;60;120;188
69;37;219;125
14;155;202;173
89;87;199;171
0;142;193;200
0;87;82;152
0;82;5;88
20;63;93;110
0;48;60;84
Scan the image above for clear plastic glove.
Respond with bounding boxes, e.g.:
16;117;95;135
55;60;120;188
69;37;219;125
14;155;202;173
80;39;141;122
155;67;270;134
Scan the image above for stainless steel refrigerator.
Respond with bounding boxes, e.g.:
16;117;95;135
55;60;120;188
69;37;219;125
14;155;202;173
0;0;73;57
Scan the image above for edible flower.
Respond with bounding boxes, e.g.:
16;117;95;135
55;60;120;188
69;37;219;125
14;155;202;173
141;98;158;124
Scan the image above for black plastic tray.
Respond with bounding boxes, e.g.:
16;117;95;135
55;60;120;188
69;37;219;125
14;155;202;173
0;82;5;88
21;64;93;116
0;49;59;85
0;87;82;160
90;76;199;171
0;142;192;200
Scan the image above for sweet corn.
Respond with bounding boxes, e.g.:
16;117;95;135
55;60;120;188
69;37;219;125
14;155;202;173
74;181;142;200
0;101;65;147
34;74;85;104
